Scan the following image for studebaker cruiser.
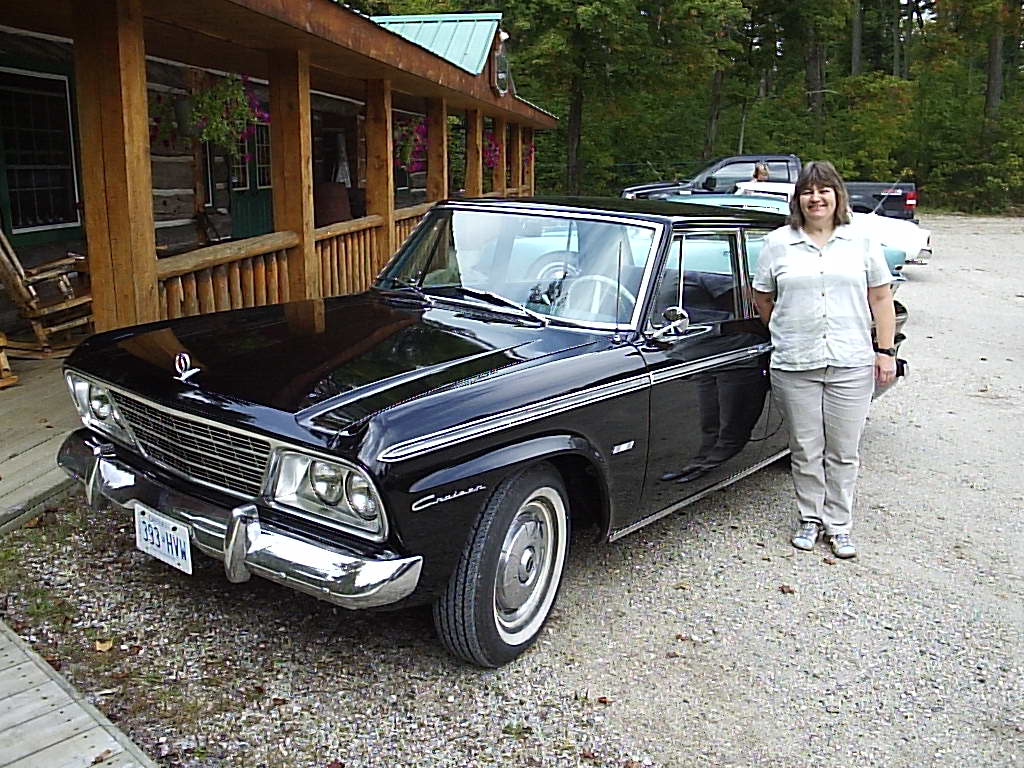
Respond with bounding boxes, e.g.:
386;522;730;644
58;197;907;666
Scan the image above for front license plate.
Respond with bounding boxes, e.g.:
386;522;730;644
134;503;193;575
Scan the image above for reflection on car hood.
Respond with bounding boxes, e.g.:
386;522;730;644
67;293;594;424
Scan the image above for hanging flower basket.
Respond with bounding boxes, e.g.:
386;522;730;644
394;116;428;173
151;74;267;158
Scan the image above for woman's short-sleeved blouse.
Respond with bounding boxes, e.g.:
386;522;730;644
752;224;892;371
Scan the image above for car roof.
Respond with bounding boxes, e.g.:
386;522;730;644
444;196;786;226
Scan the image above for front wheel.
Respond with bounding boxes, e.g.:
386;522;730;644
433;464;571;667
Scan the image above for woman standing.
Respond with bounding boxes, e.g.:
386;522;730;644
752;161;897;558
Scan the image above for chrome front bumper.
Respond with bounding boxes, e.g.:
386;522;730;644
58;429;422;609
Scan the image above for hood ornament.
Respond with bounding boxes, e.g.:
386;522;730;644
173;352;201;383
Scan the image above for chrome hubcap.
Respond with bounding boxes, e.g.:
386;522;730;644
493;487;566;642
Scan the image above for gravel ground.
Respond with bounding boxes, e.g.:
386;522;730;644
2;213;1022;767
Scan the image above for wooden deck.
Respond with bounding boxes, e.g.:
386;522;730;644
0;619;156;767
0;359;79;533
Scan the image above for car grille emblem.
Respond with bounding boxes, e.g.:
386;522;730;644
173;352;201;383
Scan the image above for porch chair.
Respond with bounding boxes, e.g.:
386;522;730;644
0;332;17;388
0;229;93;358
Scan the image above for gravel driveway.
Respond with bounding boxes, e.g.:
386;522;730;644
2;214;1022;767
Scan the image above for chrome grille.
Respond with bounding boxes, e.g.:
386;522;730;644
111;392;271;497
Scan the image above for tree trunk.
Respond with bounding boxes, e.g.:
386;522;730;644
851;0;862;75
737;99;748;154
703;69;724;161
566;70;584;194
805;30;825;126
891;0;902;77
985;26;1004;120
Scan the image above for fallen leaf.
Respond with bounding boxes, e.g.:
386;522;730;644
95;639;114;653
779;584;796;594
675;633;691;642
597;696;613;705
111;670;131;680
666;650;681;659
823;556;837;565
271;696;288;707
43;655;61;671
326;761;345;768
581;750;598;760
673;582;689;590
91;748;114;764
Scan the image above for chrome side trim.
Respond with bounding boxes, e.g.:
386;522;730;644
377;373;651;463
608;448;791;542
649;344;771;385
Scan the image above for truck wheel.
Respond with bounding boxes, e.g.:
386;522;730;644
433;464;570;667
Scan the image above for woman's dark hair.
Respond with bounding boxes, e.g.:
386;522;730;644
787;161;851;229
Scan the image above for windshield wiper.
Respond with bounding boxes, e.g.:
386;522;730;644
382;277;433;304
448;286;548;325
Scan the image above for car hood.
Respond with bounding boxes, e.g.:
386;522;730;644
67;293;596;426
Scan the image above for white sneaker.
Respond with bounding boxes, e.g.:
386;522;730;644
791;521;820;551
829;533;857;559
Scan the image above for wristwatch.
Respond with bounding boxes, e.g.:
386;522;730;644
874;345;897;357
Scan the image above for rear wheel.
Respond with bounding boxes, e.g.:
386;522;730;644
433;464;570;667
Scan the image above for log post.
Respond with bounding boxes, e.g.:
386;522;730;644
508;123;522;196
426;97;448;201
269;48;319;300
491;116;507;195
365;81;396;260
465;109;483;197
523;127;535;194
72;0;157;331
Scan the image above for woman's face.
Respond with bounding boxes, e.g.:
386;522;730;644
798;184;836;226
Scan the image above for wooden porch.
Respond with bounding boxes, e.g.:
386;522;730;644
0;0;554;334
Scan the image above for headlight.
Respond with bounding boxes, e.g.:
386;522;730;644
65;372;134;446
88;384;112;420
345;473;378;520
273;451;386;540
309;461;345;506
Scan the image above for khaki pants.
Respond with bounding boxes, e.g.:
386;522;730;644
771;365;875;534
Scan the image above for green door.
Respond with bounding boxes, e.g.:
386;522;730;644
229;122;273;238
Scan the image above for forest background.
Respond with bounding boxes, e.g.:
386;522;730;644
356;0;1023;212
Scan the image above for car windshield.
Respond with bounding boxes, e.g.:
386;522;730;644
377;208;659;327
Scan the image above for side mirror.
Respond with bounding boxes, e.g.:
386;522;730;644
702;176;716;192
650;306;690;340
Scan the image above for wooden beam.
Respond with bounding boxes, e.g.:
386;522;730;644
491;116;507;196
73;0;158;332
465;109;483;197
365;80;396;261
508;123;522;196
269;47;319;301
426;97;448;202
523;128;535;194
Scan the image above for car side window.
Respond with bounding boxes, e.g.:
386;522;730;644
767;161;789;181
714;162;755;190
649;233;739;328
743;230;769;280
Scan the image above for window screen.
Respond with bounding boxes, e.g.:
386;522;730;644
0;69;80;231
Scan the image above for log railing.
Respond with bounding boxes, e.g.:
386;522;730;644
156;231;297;319
314;215;384;297
394;201;433;250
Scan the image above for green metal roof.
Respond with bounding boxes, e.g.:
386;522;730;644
371;13;501;75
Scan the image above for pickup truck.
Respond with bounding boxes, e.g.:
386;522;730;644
621;154;918;222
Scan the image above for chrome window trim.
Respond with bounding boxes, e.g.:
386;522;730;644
423;203;667;332
377;373;650;463
65;370;388;543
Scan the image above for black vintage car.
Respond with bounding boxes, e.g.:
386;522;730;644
57;198;907;667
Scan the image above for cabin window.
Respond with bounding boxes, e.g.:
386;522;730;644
0;67;80;233
254;122;272;189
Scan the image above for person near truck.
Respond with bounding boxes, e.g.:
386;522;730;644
751;161;897;559
751;162;770;182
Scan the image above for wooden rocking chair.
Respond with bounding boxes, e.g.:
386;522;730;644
0;229;93;358
0;331;17;388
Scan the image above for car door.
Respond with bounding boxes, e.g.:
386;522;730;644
635;229;777;521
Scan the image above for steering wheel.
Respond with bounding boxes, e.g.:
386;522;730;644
562;275;636;320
